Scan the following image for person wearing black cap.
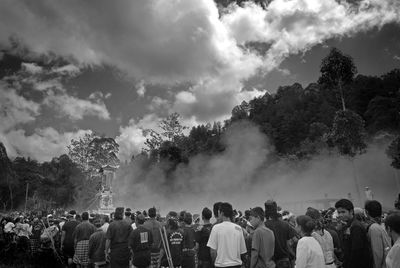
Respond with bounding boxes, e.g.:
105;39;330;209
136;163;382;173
105;207;132;268
129;214;153;268
264;200;295;268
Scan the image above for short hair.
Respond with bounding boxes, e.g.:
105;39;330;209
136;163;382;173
183;212;192;225
296;215;315;236
93;219;102;228
202;207;212;220
219;202;233;219
250;207;265;221
265;200;278;219
125;211;132;217
102;215;109;223
179;211;186;222
82;212;89;221
213;202;222;218
335;199;354;212
136;214;146;225
365;200;382;219
148;207;157;218
385;212;400;234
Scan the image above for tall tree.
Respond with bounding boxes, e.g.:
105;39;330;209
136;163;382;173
318;48;357;111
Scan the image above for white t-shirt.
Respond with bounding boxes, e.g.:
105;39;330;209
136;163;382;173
4;222;15;233
207;221;247;267
295;236;325;268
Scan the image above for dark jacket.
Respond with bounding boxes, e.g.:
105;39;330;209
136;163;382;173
88;229;107;263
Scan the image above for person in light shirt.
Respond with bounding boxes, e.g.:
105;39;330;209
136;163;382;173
207;202;247;268
385;212;400;268
295;215;325;268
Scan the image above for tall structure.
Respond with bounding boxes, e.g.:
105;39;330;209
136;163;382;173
98;165;118;214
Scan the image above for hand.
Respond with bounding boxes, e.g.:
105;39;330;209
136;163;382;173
196;225;203;231
105;252;110;262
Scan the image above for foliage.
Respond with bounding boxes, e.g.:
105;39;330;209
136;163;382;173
327;110;367;157
387;136;400;169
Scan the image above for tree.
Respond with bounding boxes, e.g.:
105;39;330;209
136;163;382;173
318;48;357;111
327;110;367;205
387;136;400;169
67;133;120;176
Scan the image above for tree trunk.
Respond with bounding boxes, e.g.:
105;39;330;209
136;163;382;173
351;158;362;206
6;174;13;210
338;81;346;111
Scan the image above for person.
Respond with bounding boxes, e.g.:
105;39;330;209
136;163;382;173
129;214;153;268
62;212;80;266
264;200;295;268
182;212;196;268
195;207;213;268
124;208;133;225
335;199;372;268
207;202;247;268
248;207;275;268
105;207;132;268
73;211;97;268
213;202;223;226
14;216;31;253
385;212;400;268
143;207;163;268
88;218;107;268
305;208;336;268
30;217;44;257
100;215;110;233
364;200;391;268
160;211;184;268
295;215;325;268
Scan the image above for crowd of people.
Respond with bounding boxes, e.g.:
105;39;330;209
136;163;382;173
1;196;400;268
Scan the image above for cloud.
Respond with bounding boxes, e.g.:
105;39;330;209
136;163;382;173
43;90;110;120
1;127;91;162
0;81;40;132
135;80;146;98
21;62;43;74
394;55;400;61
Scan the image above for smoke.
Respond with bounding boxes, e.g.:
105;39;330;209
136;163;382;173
113;121;399;215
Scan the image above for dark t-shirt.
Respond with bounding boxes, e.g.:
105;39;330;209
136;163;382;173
31;223;44;240
195;223;212;261
341;219;372;268
73;221;96;242
143;218;163;252
106;219;132;249
264;219;295;261
62;220;79;247
161;229;184;267
129;225;153;268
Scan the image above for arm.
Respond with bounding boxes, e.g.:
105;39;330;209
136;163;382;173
349;225;365;268
61;231;66;248
105;239;111;262
250;233;259;268
210;248;217;264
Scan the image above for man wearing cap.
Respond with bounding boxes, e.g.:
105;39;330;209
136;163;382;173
89;218;107;268
249;207;275;268
105;207;132;268
73;211;97;268
207;202;247;268
62;211;80;266
129;214;153;268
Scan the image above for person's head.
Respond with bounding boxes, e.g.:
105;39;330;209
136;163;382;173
114;207;124;220
125;208;132;218
93;218;102;228
306;207;323;230
130;213;135;221
136;214;146;225
213;202;222;219
385;212;400;241
296;215;315;237
167;211;179;230
202;207;212;222
365;200;382;220
101;215;109;225
264;200;278;220
148;207;157;218
81;212;89;221
183;212;192;225
75;214;82;222
249;207;265;228
335;199;354;222
218;202;233;220
179;211;186;223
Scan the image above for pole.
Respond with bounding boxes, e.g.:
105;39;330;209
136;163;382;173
24;182;29;213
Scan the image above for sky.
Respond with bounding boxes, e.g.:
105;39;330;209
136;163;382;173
0;0;400;162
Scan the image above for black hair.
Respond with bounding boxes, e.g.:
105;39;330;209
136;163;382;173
335;199;354;212
137;215;146;225
219;202;233;219
365;200;382;219
202;207;212;220
82;212;89;221
125;211;132;217
296;215;315;236
213;202;222;218
385;212;400;234
103;215;109;223
148;207;157;218
250;207;265;222
167;218;179;230
264;200;278;220
130;213;135;221
184;212;192;225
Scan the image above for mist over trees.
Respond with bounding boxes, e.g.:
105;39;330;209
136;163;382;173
1;48;399;211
